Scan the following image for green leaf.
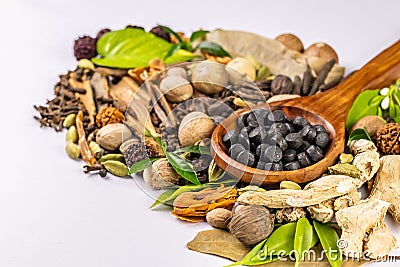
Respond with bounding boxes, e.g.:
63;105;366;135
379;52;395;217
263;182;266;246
195;41;231;57
160;25;183;43
263;222;297;256
346;89;380;130
149;188;176;208
368;95;385;107
347;128;372;145
294;218;314;267
128;158;157;174
174;145;210;155
164;43;182;61
165;152;200;185
313;220;342;267
92;28;196;68
190;30;210;42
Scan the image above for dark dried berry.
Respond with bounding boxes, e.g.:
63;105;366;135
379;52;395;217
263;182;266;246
150;25;171;42
229;144;245;159
238;113;250;127
265;162;283;171
237;133;251;150
223;129;237;146
297;141;311;153
124;143;150;168
297;152;312;167
271;123;290;136
283;149;297;162
293;116;310;129
256;144;269;158
285;133;304;149
264;146;282;163
270;133;288;151
249;127;263;144
284;161;301;171
305;126;317;142
315;125;327;133
237;150;255;167
73;36;97;60
306;145;324;162
268;110;287;122
96;28;111;40
315;132;330;149
240;126;253;136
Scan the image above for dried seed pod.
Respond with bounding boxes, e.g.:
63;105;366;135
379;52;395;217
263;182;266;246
89;141;103;159
143;158;181;190
191;61;229;94
66;141;80;159
228;205;274;246
226;57;256;82
103;160;129;177
206;208;232;229
63;113;76;128
271;75;293;95
66;126;78;143
376;123;400;155
275;33;304;52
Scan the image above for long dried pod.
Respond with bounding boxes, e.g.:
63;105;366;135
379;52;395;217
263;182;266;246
76;111;97;165
292;75;302;95
308;59;335;95
301;65;312;95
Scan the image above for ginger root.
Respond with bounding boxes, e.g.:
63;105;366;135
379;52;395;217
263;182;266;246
335;198;396;259
369;155;400;223
237;175;358;208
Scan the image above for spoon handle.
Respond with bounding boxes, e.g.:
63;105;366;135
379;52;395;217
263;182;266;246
282;39;400;122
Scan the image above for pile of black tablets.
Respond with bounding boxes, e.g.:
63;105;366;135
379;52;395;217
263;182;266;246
223;109;330;171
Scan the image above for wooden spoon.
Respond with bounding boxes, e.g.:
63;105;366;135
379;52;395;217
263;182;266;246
211;39;400;185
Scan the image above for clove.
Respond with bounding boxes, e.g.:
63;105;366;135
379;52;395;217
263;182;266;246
83;164;108;177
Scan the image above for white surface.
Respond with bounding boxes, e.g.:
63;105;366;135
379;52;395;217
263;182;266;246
1;0;400;266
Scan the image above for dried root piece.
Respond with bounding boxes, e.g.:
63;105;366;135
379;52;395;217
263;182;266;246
275;207;306;223
237;175;358;208
69;73;97;125
369;155;400;223
348;139;377;155
172;186;238;221
364;223;397;259
334;190;361;211
353;150;380;185
335;198;394;259
308;199;335;223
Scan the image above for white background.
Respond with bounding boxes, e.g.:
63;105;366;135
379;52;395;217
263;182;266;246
1;0;400;266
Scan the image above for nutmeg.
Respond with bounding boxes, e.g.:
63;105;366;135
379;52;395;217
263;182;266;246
304;42;339;64
159;76;193;103
96;123;132;151
178;112;215;147
226;57;256;83
191;61;229;94
143;158;181;190
228;205;274;246
351;116;386;137
275;33;304;52
206;208;232;229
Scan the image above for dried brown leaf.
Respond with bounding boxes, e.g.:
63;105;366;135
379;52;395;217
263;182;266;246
187;229;249;261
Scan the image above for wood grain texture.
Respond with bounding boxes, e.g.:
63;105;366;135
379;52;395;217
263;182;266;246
211;39;400;185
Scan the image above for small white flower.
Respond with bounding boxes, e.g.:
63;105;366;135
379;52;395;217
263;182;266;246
380;87;389;95
381;96;390;110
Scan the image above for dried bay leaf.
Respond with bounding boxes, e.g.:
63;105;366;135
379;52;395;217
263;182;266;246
187;229;250;261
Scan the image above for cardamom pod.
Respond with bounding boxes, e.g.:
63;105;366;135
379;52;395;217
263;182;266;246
103;160;129;177
89;141;103;159
63;113;76;128
66;126;78;143
66;141;80;159
77;58;95;70
98;154;125;164
280;180;302;190
328;163;361;178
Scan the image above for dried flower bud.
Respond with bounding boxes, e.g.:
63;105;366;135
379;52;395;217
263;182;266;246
150;25;171;42
73;36;97;60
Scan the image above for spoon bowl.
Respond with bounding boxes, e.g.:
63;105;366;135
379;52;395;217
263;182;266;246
211;39;400;185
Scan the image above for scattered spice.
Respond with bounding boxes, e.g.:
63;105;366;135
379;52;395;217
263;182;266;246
73;35;97;60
